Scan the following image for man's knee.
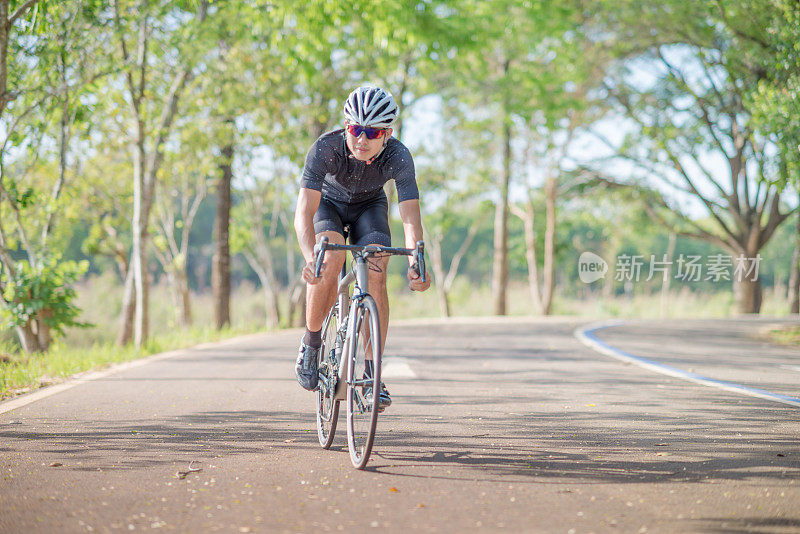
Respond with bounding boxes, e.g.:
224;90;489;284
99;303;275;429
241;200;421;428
367;255;389;289
313;230;346;281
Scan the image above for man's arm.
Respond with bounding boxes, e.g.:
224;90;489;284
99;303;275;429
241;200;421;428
398;199;431;291
294;187;323;284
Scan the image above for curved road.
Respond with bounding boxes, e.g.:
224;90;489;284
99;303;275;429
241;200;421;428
2;317;799;533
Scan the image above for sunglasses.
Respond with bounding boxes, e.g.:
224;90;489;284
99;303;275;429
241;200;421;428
346;123;387;140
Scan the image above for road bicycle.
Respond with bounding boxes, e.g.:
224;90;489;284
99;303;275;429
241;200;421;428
313;235;425;469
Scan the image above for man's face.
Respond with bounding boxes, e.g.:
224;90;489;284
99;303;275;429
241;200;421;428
345;123;392;162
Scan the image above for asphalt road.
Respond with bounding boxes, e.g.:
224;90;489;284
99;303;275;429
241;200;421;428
2;317;800;533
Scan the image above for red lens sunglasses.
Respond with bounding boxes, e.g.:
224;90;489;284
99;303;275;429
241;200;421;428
346;123;386;140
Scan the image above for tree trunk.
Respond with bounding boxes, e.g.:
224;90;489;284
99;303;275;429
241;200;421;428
516;201;543;314
789;209;800;314
212;122;233;329
263;282;280;329
15;323;40;354
264;264;282;329
142;252;150;341
660;232;677;317
289;278;306;328
285;218;296;288
541;177;557;315
491;120;511;315
428;234;451;317
735;277;763;314
177;269;192;327
36;313;52;352
117;267;135;345
132;223;148;347
603;238;621;299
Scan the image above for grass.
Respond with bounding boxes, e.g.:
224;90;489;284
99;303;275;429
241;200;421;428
0;273;271;400
0;324;260;399
2;272;797;400
768;326;800;346
388;276;795;320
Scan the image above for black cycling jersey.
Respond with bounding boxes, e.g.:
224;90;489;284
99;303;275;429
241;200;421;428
300;129;419;204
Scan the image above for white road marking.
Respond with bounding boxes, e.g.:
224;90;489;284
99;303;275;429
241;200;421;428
780;364;800;373
575;320;800;409
382;358;417;378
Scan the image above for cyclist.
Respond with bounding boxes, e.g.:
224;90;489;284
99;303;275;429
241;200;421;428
293;85;431;409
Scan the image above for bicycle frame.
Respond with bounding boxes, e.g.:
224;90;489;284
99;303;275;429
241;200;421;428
331;252;371;401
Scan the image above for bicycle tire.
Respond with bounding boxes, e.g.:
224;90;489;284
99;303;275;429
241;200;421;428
346;295;382;469
316;303;341;449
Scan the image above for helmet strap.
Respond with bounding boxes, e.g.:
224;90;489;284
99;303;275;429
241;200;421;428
365;135;390;165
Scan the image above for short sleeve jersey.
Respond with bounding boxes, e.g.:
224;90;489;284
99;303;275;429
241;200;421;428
300;129;419;204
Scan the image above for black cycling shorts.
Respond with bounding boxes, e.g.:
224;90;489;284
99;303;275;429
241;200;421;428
313;194;391;247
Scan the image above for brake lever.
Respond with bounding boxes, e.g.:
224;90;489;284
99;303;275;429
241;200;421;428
414;241;426;284
314;236;329;278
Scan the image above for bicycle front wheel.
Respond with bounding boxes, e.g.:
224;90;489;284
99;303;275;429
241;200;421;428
346;295;382;469
316;303;341;449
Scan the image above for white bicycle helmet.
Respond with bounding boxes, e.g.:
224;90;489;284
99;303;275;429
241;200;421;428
343;86;398;128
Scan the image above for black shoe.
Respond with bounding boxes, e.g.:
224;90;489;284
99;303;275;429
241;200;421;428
295;341;319;391
363;381;392;411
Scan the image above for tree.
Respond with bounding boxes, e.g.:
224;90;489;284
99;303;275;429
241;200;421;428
230;160;296;329
194;3;277;331
447;0;584;315
416;122;491;316
426;206;488;317
0;0;107;351
151;121;213;327
746;0;800;312
111;0;209;347
514;107;589;315
583;0;793;313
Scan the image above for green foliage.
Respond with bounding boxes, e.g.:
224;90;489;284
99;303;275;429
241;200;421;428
0;257;90;336
747;0;800;186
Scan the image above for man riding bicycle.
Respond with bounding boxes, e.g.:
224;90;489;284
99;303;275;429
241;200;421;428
293;85;431;409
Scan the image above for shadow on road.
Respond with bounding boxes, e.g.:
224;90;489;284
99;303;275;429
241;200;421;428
0;410;318;471
364;402;800;485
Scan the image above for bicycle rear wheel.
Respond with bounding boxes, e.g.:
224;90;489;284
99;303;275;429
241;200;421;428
316;303;341;449
346;295;381;469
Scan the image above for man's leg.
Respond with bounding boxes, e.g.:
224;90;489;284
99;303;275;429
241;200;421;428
364;250;392;409
296;230;345;390
366;251;390;355
305;230;346;332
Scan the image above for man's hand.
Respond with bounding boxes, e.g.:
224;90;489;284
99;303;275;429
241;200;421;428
407;265;431;292
302;261;325;284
